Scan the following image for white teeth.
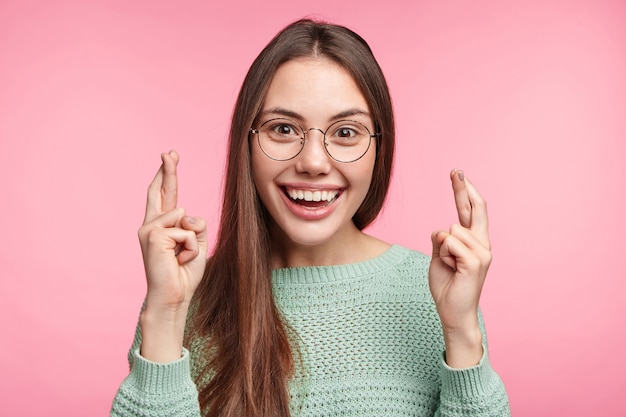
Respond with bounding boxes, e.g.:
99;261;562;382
287;188;339;202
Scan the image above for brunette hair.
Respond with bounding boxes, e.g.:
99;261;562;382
187;19;395;417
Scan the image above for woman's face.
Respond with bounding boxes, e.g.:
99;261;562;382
251;57;377;251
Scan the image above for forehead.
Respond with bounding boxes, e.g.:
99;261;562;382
262;57;369;121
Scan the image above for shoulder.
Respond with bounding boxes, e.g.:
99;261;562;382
385;244;431;276
361;245;432;298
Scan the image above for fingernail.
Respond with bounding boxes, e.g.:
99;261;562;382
186;216;196;224
457;170;464;181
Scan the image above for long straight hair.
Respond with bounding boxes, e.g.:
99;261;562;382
186;19;395;417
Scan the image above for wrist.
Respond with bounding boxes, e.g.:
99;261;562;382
442;324;483;369
139;305;189;363
142;299;189;323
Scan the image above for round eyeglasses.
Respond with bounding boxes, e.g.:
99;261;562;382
250;118;379;163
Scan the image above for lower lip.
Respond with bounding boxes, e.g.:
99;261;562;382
280;189;340;221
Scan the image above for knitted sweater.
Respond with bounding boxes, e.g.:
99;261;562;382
111;245;510;416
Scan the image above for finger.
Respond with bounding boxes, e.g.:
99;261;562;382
450;169;471;228
139;207;187;243
431;230;457;271
448;223;490;255
431;229;445;258
439;232;477;273
447;224;492;273
145;226;199;265
181;215;209;253
175;230;200;265
463;177;490;248
160;150;179;213
181;214;207;237
144;163;165;224
171;216;206;266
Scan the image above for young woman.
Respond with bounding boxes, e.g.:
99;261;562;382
111;19;510;417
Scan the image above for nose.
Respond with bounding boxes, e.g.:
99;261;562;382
295;128;332;175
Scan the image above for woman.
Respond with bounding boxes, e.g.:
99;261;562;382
111;19;510;417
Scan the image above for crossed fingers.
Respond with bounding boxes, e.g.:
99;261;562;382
450;169;490;250
144;150;180;224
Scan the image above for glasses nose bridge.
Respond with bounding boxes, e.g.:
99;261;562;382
302;126;326;142
298;126;330;162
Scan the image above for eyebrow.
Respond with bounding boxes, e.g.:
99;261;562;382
259;107;372;122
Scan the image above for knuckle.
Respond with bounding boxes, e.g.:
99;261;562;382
483;251;493;266
449;223;464;234
146;228;164;245
466;255;481;270
147;182;159;196
474;249;492;270
137;225;150;239
473;195;487;210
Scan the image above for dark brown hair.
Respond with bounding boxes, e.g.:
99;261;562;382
186;19;395;417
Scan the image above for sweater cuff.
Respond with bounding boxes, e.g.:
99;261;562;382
440;343;497;399
128;348;196;394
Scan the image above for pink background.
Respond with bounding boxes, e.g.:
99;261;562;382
1;0;625;415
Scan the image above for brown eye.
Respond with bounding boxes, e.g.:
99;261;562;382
275;124;297;135
336;127;356;138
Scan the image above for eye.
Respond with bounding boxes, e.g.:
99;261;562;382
335;127;357;138
273;123;297;136
327;121;368;145
262;118;302;139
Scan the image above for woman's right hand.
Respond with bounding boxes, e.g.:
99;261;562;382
137;150;208;362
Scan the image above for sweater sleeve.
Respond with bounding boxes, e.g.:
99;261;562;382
110;349;201;417
434;309;511;417
110;309;201;417
434;345;510;417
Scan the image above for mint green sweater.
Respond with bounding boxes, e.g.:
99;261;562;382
111;245;510;416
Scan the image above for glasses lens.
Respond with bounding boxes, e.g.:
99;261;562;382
257;118;304;161
324;120;372;162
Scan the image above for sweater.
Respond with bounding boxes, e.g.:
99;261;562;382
111;245;510;416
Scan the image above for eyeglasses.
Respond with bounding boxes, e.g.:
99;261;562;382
250;118;379;163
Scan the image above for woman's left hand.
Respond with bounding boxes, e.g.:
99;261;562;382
429;169;492;368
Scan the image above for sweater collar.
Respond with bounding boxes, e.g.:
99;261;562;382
271;245;409;284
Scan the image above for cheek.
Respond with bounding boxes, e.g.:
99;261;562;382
350;151;377;208
343;161;376;212
357;148;377;189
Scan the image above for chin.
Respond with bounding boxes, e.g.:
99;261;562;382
275;217;355;249
282;226;334;247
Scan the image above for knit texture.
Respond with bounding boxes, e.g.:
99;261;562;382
111;245;510;416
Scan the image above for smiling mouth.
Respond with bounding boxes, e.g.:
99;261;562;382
283;187;340;207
